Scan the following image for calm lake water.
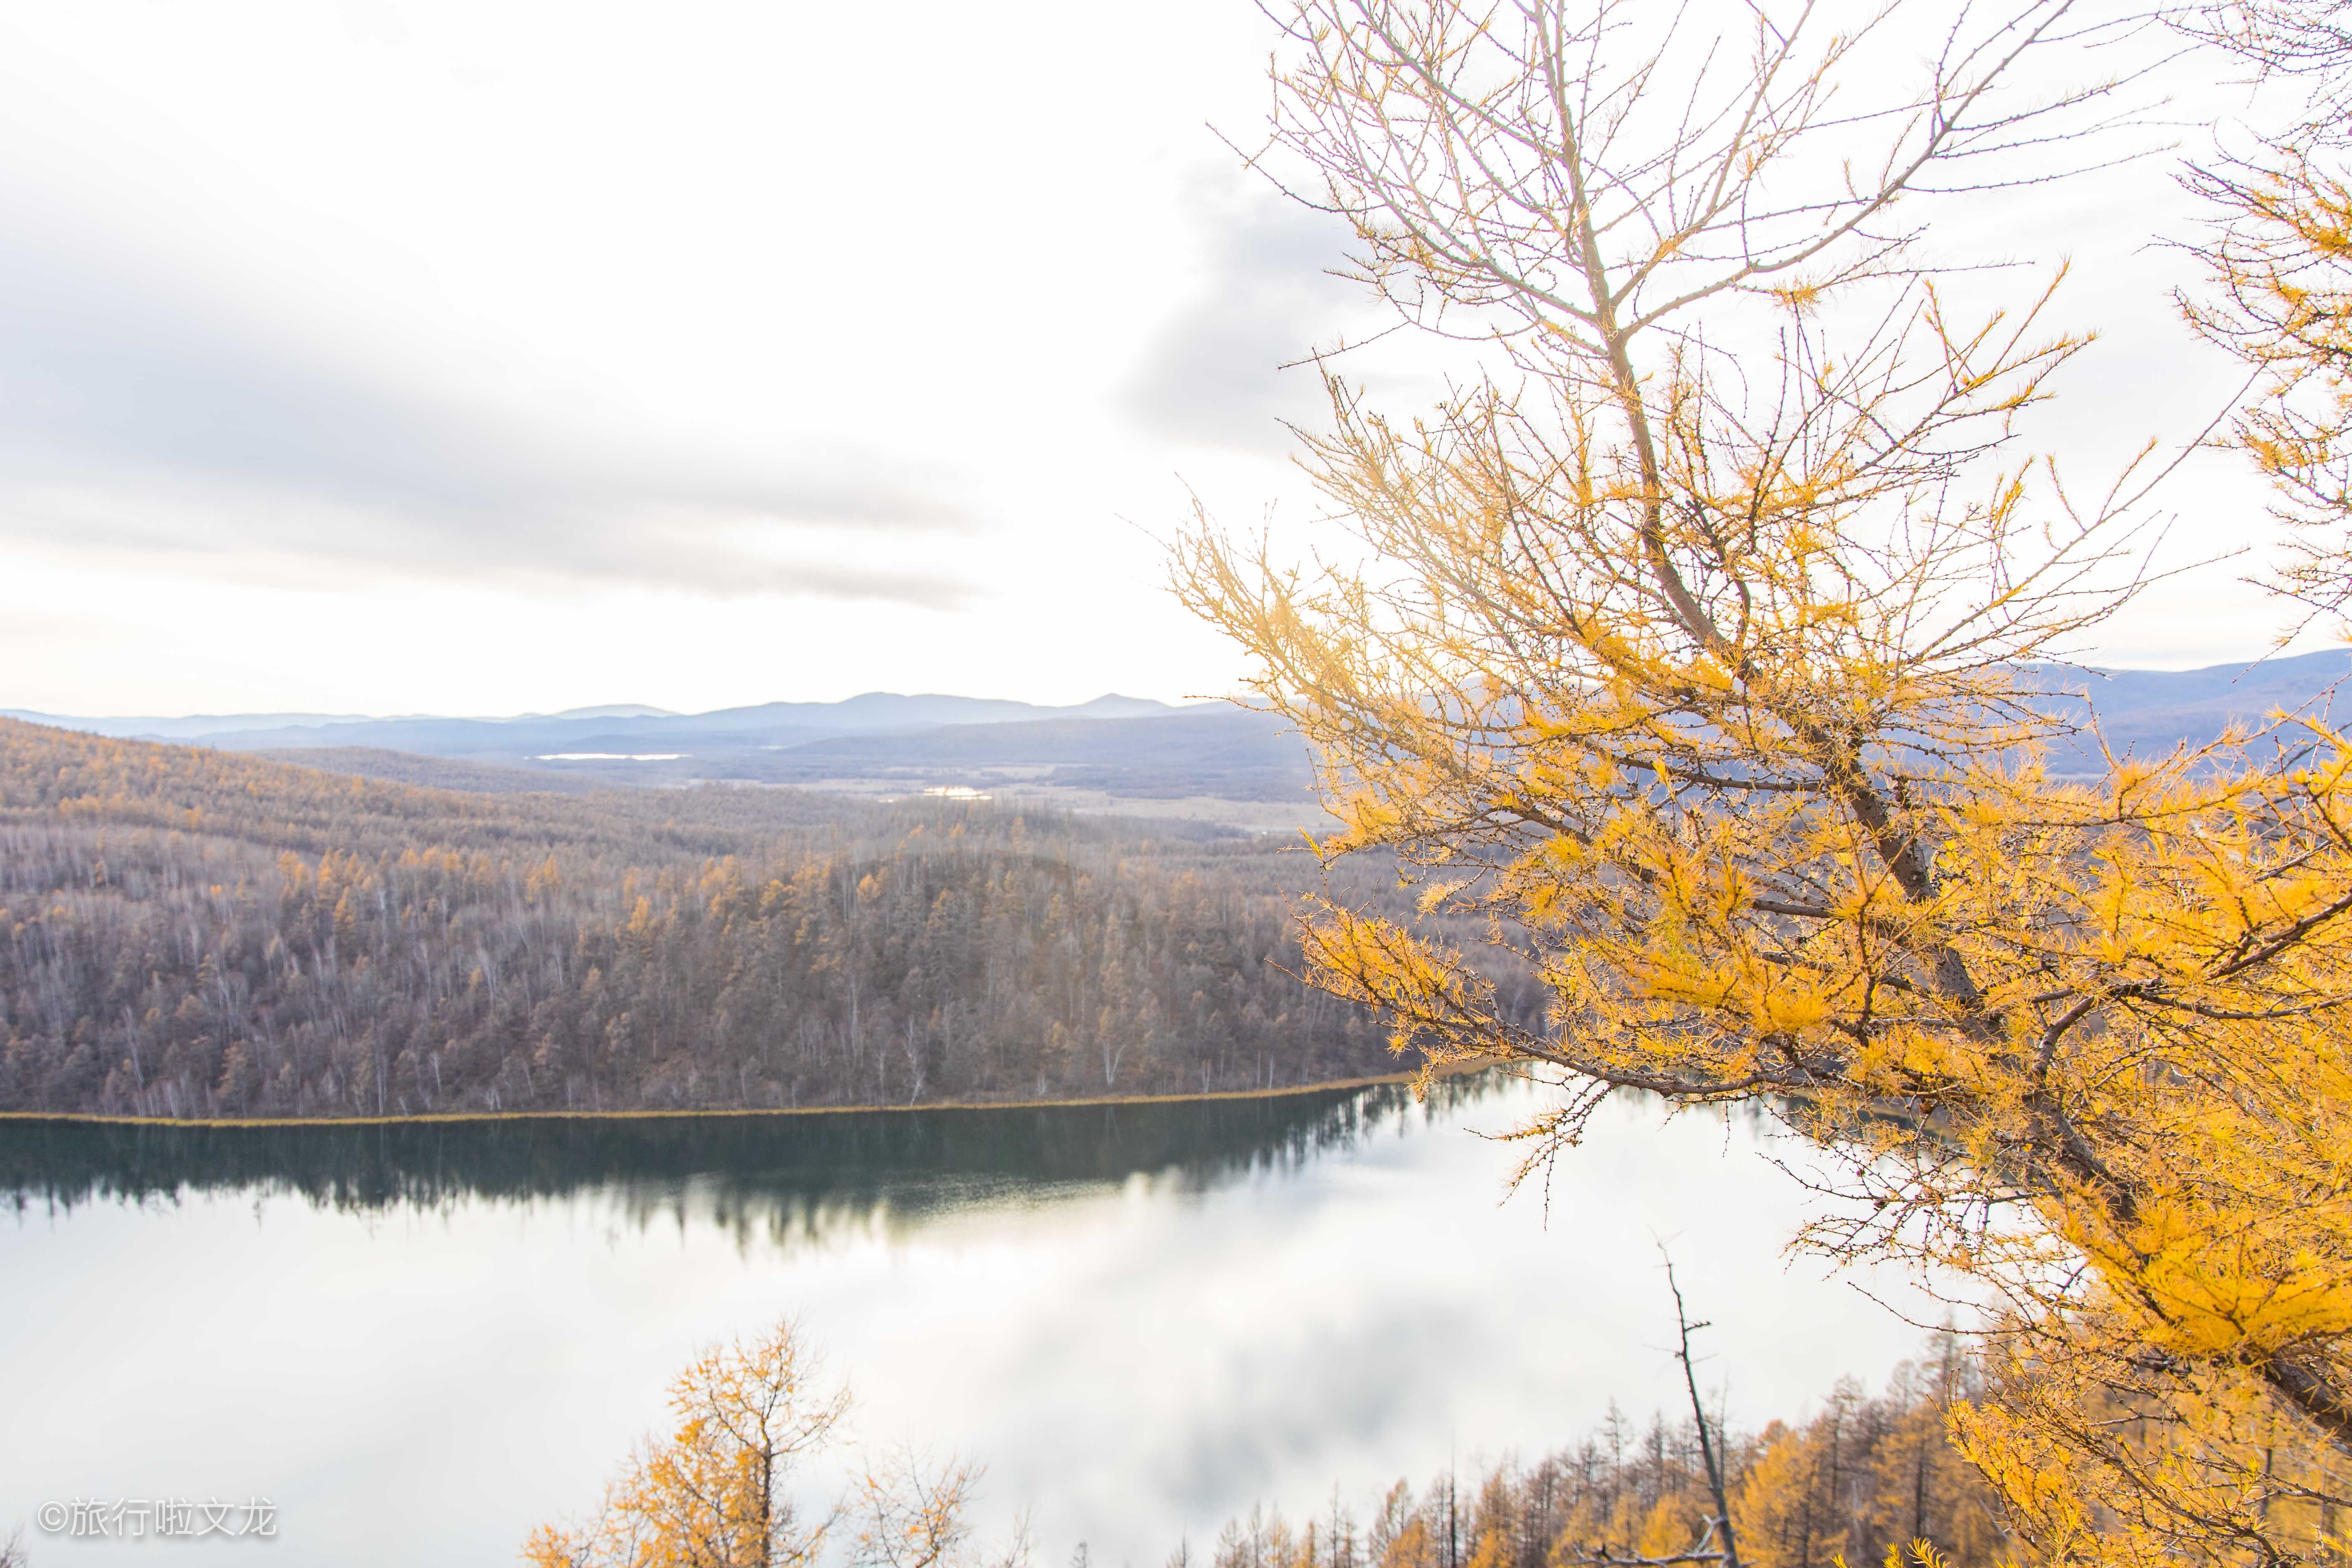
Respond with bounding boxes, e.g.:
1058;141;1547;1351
0;1078;1948;1567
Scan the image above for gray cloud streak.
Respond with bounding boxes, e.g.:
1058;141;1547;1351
1118;185;1365;453
0;193;974;606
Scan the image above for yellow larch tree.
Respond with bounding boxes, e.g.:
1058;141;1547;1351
1172;3;2352;1565
524;1319;848;1568
524;1319;1023;1568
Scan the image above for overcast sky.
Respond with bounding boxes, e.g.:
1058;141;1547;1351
0;0;2324;717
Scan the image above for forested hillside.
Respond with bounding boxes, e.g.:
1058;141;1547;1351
1192;1349;2009;1568
0;719;1466;1120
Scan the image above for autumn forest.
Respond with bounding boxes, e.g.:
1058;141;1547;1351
17;0;2352;1561
0;717;1474;1121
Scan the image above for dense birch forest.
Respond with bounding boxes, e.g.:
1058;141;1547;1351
0;718;1477;1119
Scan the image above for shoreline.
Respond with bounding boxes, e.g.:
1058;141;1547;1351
0;1067;1445;1132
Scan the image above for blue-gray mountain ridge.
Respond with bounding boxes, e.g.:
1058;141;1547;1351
8;652;2347;802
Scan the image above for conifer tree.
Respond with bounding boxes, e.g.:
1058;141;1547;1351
1175;3;2352;1562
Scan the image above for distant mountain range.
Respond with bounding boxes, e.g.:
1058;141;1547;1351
9;652;2349;804
0;690;1285;803
2028;650;2352;763
0;692;1183;748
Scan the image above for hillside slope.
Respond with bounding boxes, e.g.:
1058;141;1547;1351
248;747;610;795
2032;649;2352;770
0;721;1436;1121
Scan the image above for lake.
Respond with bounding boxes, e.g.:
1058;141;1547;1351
0;1077;1950;1566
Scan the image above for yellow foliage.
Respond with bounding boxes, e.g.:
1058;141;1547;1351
1173;5;2352;1568
1634;1496;1701;1560
523;1320;1019;1568
522;1318;848;1568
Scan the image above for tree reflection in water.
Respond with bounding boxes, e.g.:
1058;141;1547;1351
0;1076;1513;1246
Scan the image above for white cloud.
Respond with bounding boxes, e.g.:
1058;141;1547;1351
1119;176;1368;453
0;0;2329;710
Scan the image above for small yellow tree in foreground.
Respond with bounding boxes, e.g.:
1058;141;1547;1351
1175;3;2352;1564
524;1319;1017;1568
524;1320;848;1568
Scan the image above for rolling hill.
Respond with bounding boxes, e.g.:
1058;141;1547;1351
17;651;2352;809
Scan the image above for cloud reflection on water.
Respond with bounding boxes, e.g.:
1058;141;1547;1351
0;1079;1958;1567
